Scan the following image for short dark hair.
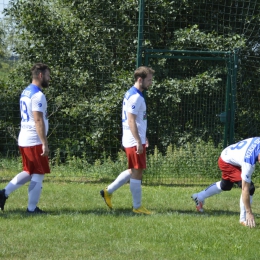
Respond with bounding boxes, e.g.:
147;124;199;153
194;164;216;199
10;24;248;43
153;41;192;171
31;63;50;78
134;66;155;81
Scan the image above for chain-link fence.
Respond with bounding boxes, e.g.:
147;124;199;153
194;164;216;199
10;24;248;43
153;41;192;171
1;1;260;184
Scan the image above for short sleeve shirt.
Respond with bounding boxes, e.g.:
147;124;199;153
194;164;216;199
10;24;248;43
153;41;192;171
122;86;147;147
18;84;48;147
221;137;260;183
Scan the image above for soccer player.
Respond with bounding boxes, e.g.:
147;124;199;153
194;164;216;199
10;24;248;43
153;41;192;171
0;63;51;213
100;66;155;214
191;137;259;228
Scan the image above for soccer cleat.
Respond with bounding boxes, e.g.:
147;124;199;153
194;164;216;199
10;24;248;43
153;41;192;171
133;205;151;215
26;207;46;214
191;193;204;212
0;189;8;211
240;221;247;226
100;188;113;209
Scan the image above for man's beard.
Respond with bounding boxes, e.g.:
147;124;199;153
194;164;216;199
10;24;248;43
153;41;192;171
141;84;148;91
42;79;49;88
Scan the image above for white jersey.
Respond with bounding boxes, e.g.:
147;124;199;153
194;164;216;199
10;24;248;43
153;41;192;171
221;137;260;183
122;86;147;148
18;84;48;147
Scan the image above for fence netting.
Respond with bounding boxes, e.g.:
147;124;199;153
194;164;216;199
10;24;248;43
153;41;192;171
1;0;260;184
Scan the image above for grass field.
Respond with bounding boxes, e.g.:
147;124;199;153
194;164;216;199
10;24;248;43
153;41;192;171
0;177;260;260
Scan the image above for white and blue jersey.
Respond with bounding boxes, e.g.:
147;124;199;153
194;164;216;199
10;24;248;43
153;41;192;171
221;137;260;183
122;86;147;148
18;84;48;147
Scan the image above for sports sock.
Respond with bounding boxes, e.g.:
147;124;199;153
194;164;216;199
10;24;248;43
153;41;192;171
107;169;131;193
4;171;31;196
197;181;222;201
27;174;44;211
130;178;142;209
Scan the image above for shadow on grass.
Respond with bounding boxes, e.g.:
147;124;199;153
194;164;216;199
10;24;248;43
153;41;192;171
0;207;142;218
0;178;225;188
0;207;252;219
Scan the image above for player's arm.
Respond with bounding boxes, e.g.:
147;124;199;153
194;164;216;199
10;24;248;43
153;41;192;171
241;179;255;228
33;111;49;156
127;112;143;154
146;137;149;148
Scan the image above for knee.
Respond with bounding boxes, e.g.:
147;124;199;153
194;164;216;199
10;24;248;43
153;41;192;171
250;182;255;196
220;179;233;191
31;174;44;183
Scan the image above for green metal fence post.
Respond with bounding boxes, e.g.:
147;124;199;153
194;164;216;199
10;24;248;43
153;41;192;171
224;73;231;148
229;49;239;144
225;50;239;146
136;0;144;68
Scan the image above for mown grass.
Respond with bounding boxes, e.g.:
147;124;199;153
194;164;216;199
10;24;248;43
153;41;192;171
0;177;260;260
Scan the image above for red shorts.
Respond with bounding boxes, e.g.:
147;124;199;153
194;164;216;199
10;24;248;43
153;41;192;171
218;157;241;182
19;145;50;174
125;144;146;169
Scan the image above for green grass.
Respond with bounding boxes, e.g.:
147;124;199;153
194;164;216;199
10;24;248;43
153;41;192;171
0;178;260;260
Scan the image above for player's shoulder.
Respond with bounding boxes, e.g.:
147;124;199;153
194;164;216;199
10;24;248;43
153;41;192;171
125;86;144;100
21;84;43;99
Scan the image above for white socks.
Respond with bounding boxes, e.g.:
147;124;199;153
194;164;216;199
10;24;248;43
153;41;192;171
197;181;222;201
107;169;131;193
106;170;142;209
27;174;44;211
4;172;44;211
130;179;142;209
5;171;31;196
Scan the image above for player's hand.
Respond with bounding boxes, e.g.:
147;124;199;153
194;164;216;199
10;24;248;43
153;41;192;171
41;144;49;156
145;138;149;148
136;142;143;154
246;212;256;228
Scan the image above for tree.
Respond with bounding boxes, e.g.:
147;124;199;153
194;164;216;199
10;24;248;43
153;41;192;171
1;0;260;161
0;26;5;66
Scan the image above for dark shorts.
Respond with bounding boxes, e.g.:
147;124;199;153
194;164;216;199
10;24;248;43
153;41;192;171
19;145;50;174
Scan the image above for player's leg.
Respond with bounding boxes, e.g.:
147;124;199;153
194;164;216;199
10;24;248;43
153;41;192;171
107;169;131;193
27;173;45;213
192;181;223;212
0;171;31;211
127;145;150;214
26;144;50;213
100;169;131;209
192;156;237;212
130;168;142;210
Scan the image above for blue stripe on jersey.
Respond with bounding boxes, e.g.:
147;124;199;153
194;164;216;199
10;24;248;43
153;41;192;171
21;84;42;99
244;137;260;165
124;86;143;100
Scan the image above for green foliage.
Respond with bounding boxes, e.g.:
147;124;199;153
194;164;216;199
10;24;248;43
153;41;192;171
0;140;225;184
0;30;4;60
1;0;260;167
144;140;222;184
174;25;246;51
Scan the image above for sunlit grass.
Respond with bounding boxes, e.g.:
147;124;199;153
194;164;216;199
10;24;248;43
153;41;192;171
0;180;259;260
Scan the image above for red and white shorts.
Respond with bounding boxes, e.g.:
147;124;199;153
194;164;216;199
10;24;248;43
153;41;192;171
19;145;50;174
124;144;146;169
218;157;241;182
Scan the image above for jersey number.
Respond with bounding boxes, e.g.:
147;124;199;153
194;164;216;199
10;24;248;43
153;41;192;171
230;140;247;150
20;101;29;122
122;110;127;122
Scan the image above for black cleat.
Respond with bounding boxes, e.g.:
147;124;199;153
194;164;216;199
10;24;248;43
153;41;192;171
0;189;8;211
26;207;46;214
